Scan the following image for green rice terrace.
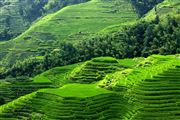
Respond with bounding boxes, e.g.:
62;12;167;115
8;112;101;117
69;57;123;83
0;0;180;119
0;55;179;119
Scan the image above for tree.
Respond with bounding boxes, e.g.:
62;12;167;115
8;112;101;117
0;96;5;105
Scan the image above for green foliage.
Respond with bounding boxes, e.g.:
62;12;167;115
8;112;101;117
131;0;164;16
1;0;180;78
0;96;5;105
92;57;119;63
40;84;111;98
69;57;122;83
3;15;180;78
122;16;179;57
43;15;180;69
0;0;88;41
6;57;44;77
99;55;179;89
99;68;133;89
32;63;82;86
0;1;180;119
144;0;180;21
126;57;180;119
0;90;130;119
118;57;144;68
0;0;138;68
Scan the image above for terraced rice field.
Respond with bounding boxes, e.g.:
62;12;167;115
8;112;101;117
70;57;122;83
0;82;55;104
0;87;131;120
32;63;82;86
130;65;180;120
0;56;179;119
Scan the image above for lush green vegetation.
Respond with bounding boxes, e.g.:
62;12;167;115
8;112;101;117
144;0;180;21
118;57;144;68
0;0;138;69
131;0;164;16
128;65;180;119
69;57;122;83
99;55;179;89
0;0;180;119
0;79;55;104
40;84;111;98
0;91;131;119
0;55;179;119
32;63;82;86
0;0;89;41
4;13;179;79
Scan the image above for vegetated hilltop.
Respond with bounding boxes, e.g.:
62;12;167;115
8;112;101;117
0;63;81;105
0;0;89;41
0;0;138;68
0;56;141;105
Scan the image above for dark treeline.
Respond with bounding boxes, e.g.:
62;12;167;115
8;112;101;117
2;16;179;78
131;0;164;16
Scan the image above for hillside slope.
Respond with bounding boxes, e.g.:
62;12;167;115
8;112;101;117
130;65;180;119
144;0;180;20
0;84;133;120
0;0;138;68
0;55;179;119
0;0;89;41
1;0;179;79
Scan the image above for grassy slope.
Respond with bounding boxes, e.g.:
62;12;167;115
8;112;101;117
99;55;179;88
0;55;179;119
0;90;130;119
129;65;180;119
0;0;88;41
0;57;123;104
0;1;179;119
13;0;137;43
118;57;145;68
32;63;82;86
39;84;111;98
0;0;138;67
100;0;180;34
33;57;123;84
144;0;180;21
69;57;123;83
0;63;82;104
126;55;180;119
